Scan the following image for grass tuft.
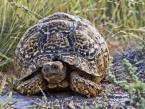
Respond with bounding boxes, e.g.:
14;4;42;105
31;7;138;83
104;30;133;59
107;58;145;109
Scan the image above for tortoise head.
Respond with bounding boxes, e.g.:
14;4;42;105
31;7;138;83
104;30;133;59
42;61;66;84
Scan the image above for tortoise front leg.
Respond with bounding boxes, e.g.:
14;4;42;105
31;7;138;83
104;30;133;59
70;71;102;97
47;80;69;89
15;74;47;95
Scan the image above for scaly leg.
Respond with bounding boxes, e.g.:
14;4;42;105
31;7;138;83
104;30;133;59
70;71;102;97
15;74;47;95
47;80;69;89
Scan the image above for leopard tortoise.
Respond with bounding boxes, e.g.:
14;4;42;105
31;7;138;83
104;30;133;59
14;12;109;97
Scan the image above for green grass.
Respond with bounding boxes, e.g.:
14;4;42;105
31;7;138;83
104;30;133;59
0;0;145;67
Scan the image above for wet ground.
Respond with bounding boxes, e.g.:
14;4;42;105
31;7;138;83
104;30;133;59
0;46;144;109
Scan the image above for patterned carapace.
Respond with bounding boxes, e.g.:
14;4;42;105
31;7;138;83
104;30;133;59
14;12;109;97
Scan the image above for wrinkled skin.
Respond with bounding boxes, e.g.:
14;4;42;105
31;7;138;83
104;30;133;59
41;61;66;84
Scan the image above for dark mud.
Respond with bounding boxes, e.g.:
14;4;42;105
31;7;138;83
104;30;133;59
0;47;144;109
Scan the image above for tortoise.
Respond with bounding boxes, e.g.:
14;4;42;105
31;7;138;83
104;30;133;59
14;12;109;97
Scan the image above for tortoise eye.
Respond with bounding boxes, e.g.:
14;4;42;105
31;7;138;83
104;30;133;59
51;64;59;69
42;65;49;72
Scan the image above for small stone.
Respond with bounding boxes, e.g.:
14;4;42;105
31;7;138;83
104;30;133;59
67;101;76;109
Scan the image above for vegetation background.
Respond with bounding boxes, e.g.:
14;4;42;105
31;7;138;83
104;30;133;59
0;0;145;108
0;0;145;65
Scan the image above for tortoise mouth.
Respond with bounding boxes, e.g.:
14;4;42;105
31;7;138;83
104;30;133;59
43;73;66;84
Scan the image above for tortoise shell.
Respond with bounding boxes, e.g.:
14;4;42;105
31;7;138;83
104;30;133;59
14;12;109;82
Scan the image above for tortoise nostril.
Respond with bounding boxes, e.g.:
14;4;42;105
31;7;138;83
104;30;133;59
51;64;59;70
42;65;50;73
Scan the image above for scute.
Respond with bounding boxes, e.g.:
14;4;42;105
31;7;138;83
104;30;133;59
14;12;109;81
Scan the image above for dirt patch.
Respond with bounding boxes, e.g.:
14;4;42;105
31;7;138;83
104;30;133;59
1;84;129;109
